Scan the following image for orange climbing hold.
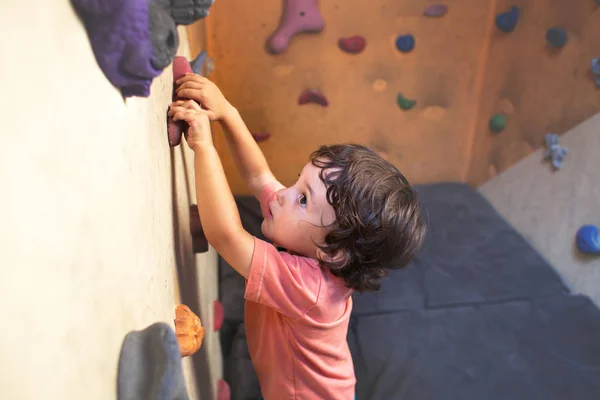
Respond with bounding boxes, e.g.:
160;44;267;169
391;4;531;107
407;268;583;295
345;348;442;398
174;304;205;357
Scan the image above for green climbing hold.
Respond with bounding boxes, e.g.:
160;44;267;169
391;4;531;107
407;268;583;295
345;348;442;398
489;114;506;133
397;93;416;110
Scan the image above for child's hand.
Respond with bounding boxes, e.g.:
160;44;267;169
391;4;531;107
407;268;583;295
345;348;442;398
168;100;213;151
175;74;233;122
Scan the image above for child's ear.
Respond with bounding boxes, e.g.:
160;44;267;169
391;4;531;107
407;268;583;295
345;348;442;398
316;248;348;267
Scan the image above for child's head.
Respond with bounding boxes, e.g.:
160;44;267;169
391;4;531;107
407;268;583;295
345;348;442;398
261;143;427;292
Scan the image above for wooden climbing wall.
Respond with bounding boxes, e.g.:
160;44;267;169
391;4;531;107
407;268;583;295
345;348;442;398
466;0;600;184
190;0;600;193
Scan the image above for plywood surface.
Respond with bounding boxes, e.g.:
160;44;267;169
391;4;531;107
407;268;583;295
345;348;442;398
204;0;494;193
466;0;600;184
480;113;600;307
0;2;219;399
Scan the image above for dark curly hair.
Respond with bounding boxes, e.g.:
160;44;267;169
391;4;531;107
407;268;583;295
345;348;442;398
309;144;427;292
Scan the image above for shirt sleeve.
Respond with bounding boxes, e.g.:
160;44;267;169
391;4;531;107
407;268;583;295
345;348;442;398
245;237;322;320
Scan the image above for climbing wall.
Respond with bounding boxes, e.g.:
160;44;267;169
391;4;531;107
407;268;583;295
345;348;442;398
466;0;600;184
0;3;221;399
479;112;600;307
193;0;600;192
202;0;493;192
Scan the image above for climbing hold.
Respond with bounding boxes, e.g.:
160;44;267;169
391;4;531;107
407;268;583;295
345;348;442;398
213;300;224;331
543;133;568;170
546;27;568;48
576;225;600;255
338;35;366;54
117;323;190;400
423;4;448;17
217;380;231;400
190;50;207;74
591;57;600;87
395;34;415;53
267;0;325;54
298;89;329;107
489;114;506;133
252;132;271;142
174;304;205;357
397;93;416;110
167;56;193;147
495;6;519;33
190;204;209;253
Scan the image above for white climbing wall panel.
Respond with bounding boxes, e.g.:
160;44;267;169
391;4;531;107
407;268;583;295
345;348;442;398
479;113;600;307
0;1;220;399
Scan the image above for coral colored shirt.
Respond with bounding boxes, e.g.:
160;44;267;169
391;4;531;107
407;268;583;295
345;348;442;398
244;182;356;400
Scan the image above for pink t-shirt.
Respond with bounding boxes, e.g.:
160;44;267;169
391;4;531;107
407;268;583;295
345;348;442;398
244;182;356;400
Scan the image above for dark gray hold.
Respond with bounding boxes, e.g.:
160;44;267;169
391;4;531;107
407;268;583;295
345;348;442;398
546;28;568;48
117;322;190;400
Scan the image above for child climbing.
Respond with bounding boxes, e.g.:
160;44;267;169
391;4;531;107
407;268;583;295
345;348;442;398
168;75;427;400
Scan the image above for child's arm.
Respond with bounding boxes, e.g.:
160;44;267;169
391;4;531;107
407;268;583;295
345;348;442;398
169;99;253;279
176;75;278;197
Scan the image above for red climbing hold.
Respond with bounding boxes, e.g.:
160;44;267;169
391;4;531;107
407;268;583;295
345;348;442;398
217;379;231;400
168;56;193;147
298;89;329;107
213;300;224;331
252;132;271;142
423;4;448;17
338;35;366;54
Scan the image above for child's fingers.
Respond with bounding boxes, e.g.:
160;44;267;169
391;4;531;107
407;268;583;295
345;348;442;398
183;99;202;111
176;74;208;85
176;81;204;92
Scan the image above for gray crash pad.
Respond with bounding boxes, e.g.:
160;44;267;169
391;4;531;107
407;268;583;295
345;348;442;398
349;295;600;400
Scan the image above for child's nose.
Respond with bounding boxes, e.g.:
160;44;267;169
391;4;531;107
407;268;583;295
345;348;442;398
275;189;286;205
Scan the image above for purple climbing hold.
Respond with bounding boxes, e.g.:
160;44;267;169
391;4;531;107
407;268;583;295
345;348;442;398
423;4;448;18
496;6;519;33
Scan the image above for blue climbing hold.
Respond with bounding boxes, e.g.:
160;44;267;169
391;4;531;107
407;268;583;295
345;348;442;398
576;225;600;255
546;27;568;48
191;50;208;75
591;57;600;88
543;133;568;170
395;34;415;53
496;6;519;33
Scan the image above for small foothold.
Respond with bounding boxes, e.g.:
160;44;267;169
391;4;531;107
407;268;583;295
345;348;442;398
423;4;448;17
591;57;600;87
213;300;224;331
576;225;600;255
489;114;506;133
217;380;231;400
298;89;329;107
174;304;205;357
338;35;367;54
546;27;568;48
190;205;209;253
496;6;519;33
543;133;568;170
252;132;271;142
190;50;207;74
396;93;416;110
395;34;415;53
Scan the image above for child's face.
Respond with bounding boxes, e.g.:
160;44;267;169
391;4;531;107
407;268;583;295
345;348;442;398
261;162;336;258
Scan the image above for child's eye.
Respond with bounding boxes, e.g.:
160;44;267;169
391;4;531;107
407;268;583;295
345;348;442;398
298;194;307;206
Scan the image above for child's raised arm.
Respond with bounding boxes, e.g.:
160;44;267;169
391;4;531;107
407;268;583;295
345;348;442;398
176;75;278;197
169;99;254;279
